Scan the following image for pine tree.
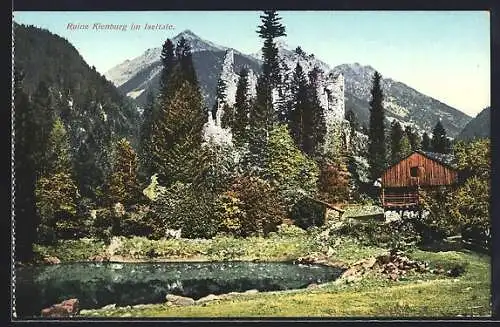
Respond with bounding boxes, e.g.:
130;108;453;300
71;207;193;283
368;71;386;181
257;10;287;88
150;39;206;185
105;138;141;206
175;37;198;86
213;76;227;121
233;67;250;144
431;120;449;153
35;117;80;243
390;120;404;163
306;66;326;157
150;67;206;185
405;125;420;151
159;39;175;92
400;134;412;159
421;132;431;151
288;63;309;152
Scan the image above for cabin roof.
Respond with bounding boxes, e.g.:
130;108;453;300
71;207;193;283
415;150;458;170
381;150;458;178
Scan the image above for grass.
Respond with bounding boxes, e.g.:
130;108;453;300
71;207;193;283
79;248;490;318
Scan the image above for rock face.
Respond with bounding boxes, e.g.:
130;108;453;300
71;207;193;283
41;298;79;318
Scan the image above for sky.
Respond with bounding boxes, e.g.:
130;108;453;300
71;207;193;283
13;11;490;117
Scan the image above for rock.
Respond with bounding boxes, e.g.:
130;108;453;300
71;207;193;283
307;283;319;289
165;294;195;306
361;257;377;270
43;256;61;265
345;276;359;284
101;304;116;310
41;298;79;317
244;289;259;294
88;254;109;262
342;267;358;278
196;294;223;304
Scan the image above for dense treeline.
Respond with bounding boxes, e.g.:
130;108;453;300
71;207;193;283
13;13;490;261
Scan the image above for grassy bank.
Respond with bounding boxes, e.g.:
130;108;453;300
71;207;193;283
32;225;491;318
79;248;490;317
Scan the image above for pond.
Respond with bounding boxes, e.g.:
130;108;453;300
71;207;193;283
15;261;344;318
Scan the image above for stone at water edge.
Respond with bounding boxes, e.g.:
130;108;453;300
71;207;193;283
43;256;61;264
41;298;79;317
196;294;223;304
244;289;259;294
165;294;195;306
307;283;319;289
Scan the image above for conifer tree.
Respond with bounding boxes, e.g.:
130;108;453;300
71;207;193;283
289;62;309;152
35;117;80;243
150;39;206;185
390;120;404;163
105;138;141;205
431;120;449;153
213;76;227;121
306;66;326;157
421;132;431;151
233;67;251;144
405;125;420;151
400;134;412;159
175;37;198;86
257;10;287;88
159;39;175;91
368;71;386;181
150;66;206;185
139;91;157;179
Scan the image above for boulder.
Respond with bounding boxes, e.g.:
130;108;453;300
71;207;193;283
244;289;259;295
88;254;109;262
41;298;79;317
307;283;319;289
43;256;61;265
196;294;223;304
165;294;195;306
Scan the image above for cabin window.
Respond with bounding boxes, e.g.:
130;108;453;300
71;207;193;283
410;166;419;177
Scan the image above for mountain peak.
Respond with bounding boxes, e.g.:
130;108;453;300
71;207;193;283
176;29;199;39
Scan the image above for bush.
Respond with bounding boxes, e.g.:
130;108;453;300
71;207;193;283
215;176;286;237
290;197;326;230
275;223;307;237
148;182;220;239
335;218;422;250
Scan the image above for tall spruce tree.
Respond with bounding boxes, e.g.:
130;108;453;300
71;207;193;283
233;67;250;144
175;37;198;86
431;120;449;153
421;132;431;151
138;91;157;179
289;63;309;153
213;76;227;121
368;71;386;181
257;10;287;88
390;120;404;163
159;39;175;91
105;138;141;206
306;66;326;157
35;118;80;243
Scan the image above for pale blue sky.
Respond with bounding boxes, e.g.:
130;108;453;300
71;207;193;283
13;11;490;116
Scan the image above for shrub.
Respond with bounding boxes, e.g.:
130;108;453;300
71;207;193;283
148;182;220;239
215;176;286;237
262;124;319;211
335;218;421;250
290;197;326;230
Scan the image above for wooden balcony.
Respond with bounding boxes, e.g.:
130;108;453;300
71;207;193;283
382;193;420;209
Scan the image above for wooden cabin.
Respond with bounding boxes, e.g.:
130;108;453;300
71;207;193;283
380;150;459;210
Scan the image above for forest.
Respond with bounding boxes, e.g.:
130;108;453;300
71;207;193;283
13;11;490;264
